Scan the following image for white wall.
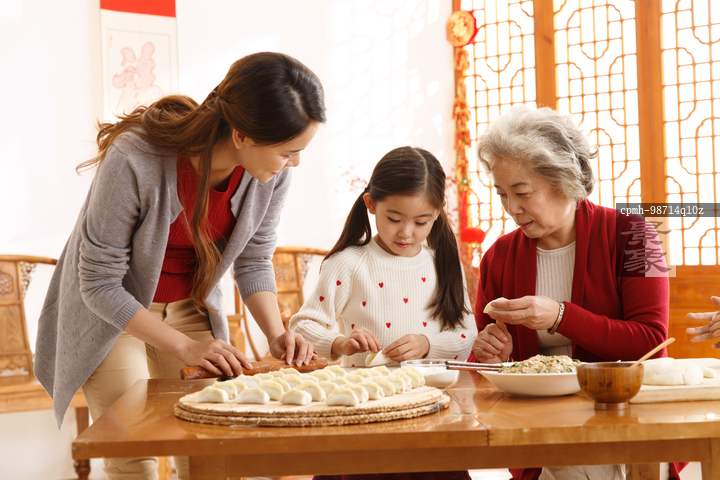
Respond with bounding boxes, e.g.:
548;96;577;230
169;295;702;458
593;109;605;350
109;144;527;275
0;1;454;478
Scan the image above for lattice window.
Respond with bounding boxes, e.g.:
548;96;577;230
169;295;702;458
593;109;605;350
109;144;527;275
455;0;720;268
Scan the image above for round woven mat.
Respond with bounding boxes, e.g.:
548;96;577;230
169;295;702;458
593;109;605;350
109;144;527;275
174;386;449;427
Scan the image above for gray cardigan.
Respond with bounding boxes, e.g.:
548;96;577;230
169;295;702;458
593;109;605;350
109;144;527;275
34;132;291;427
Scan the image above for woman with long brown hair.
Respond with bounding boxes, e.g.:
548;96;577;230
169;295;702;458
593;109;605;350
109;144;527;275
35;51;325;480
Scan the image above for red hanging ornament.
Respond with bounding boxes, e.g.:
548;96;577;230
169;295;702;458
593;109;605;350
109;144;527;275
446;10;478;48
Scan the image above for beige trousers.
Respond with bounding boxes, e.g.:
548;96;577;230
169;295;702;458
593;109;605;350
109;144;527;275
81;299;214;480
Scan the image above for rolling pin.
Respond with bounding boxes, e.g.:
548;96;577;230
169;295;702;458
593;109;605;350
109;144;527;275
180;358;329;380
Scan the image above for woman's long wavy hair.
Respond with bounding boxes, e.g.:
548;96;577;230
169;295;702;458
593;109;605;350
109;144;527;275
326;147;469;331
79;52;326;313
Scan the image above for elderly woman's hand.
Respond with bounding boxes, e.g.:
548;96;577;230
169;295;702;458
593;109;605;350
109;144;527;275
472;320;513;363
686;296;720;349
486;295;561;331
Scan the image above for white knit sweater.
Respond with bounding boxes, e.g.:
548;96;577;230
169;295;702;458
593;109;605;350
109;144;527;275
289;239;476;367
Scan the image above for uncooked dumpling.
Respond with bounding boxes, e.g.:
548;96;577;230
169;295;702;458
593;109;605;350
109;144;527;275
280;367;301;376
268;377;291;393
325;387;359;406
346;383;369;403
359;381;385;400
326;365;346;377
195;387;229;403
212;381;238;399
237;387;270;404
258;380;284;400
365;351;394;367
298;381;327;402
254;373;275;381
372;377;396;396
330;377;350;386
282;374;304;389
483;297;509;314
355;369;374;378
398;368;424;388
318;381;337;395
299;374;319;383
344;374;366;384
308;370;333;381
385;374;408;393
369;366;391;377
280;389;312;406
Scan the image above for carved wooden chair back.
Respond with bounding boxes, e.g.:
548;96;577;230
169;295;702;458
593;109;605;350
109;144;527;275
228;246;328;361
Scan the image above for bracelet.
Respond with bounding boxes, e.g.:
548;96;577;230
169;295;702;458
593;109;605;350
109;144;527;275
547;301;565;335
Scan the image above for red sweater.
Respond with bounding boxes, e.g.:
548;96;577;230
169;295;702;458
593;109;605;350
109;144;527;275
469;200;684;480
153;157;244;303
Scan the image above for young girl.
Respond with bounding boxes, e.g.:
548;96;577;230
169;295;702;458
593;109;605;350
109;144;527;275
290;146;476;480
35;51;325;480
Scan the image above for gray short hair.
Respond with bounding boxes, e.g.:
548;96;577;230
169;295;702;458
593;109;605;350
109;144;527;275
476;105;597;202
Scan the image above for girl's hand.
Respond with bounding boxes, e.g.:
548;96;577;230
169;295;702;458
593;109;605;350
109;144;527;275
269;330;315;367
686;296;720;348
180;338;251;377
472;320;513;363
331;327;382;357
383;334;429;362
487;295;560;331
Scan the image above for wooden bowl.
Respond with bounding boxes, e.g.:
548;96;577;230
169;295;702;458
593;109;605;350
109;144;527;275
576;362;644;411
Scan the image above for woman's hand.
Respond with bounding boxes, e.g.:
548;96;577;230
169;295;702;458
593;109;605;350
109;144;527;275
472;320;513;363
486;295;560;331
686;296;720;348
331;327;382;357
383;334;429;362
269;330;315;366
179;338;251;377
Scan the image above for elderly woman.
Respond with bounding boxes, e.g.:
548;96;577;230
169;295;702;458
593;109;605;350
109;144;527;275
469;106;684;480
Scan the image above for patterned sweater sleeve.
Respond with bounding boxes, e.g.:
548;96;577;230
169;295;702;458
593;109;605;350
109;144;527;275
289;251;354;361
422;279;477;361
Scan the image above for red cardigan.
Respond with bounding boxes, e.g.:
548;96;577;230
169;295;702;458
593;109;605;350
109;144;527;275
470;200;684;480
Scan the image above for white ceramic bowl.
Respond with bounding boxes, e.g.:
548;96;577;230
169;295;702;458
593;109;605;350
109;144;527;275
400;359;459;388
480;369;580;397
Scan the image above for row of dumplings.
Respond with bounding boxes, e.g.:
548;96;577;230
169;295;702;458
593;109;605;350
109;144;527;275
192;364;425;407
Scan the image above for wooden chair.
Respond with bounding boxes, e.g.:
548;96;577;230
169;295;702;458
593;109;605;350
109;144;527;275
228;246;328;361
0;255;90;480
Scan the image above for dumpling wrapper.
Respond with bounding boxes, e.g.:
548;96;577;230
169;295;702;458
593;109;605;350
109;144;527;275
258;380;284;400
344;374;366;384
237;387;270;404
359;381;385;400
318;381;337;395
365;351;394;367
298;381;327;401
281;389;312;406
483;297;510;314
212;381;238;399
346;383;370;403
308;370;333;381
195;387;229;403
326;365;346;377
325;387;359;406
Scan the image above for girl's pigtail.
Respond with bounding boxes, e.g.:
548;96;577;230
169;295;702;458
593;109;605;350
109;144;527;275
428;210;469;330
325;189;373;261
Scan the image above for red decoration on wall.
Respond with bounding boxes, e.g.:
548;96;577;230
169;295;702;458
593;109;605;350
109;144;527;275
446;10;477;47
100;0;176;17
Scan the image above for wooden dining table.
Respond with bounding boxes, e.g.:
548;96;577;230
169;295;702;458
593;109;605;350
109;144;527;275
72;371;720;480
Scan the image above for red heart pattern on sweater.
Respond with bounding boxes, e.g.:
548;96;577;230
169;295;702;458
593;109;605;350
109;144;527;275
351;324;355;329
379;282;384;288
423;322;427;327
385;323;391;328
337;280;341;285
319;296;324;302
421;277;426;282
362;301;366;307
403;298;408;303
461;334;466;338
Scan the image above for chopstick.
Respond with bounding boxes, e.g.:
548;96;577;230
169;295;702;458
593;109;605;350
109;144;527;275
445;360;502;371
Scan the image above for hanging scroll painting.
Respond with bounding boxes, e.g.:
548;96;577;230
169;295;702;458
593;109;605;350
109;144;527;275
100;0;178;122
